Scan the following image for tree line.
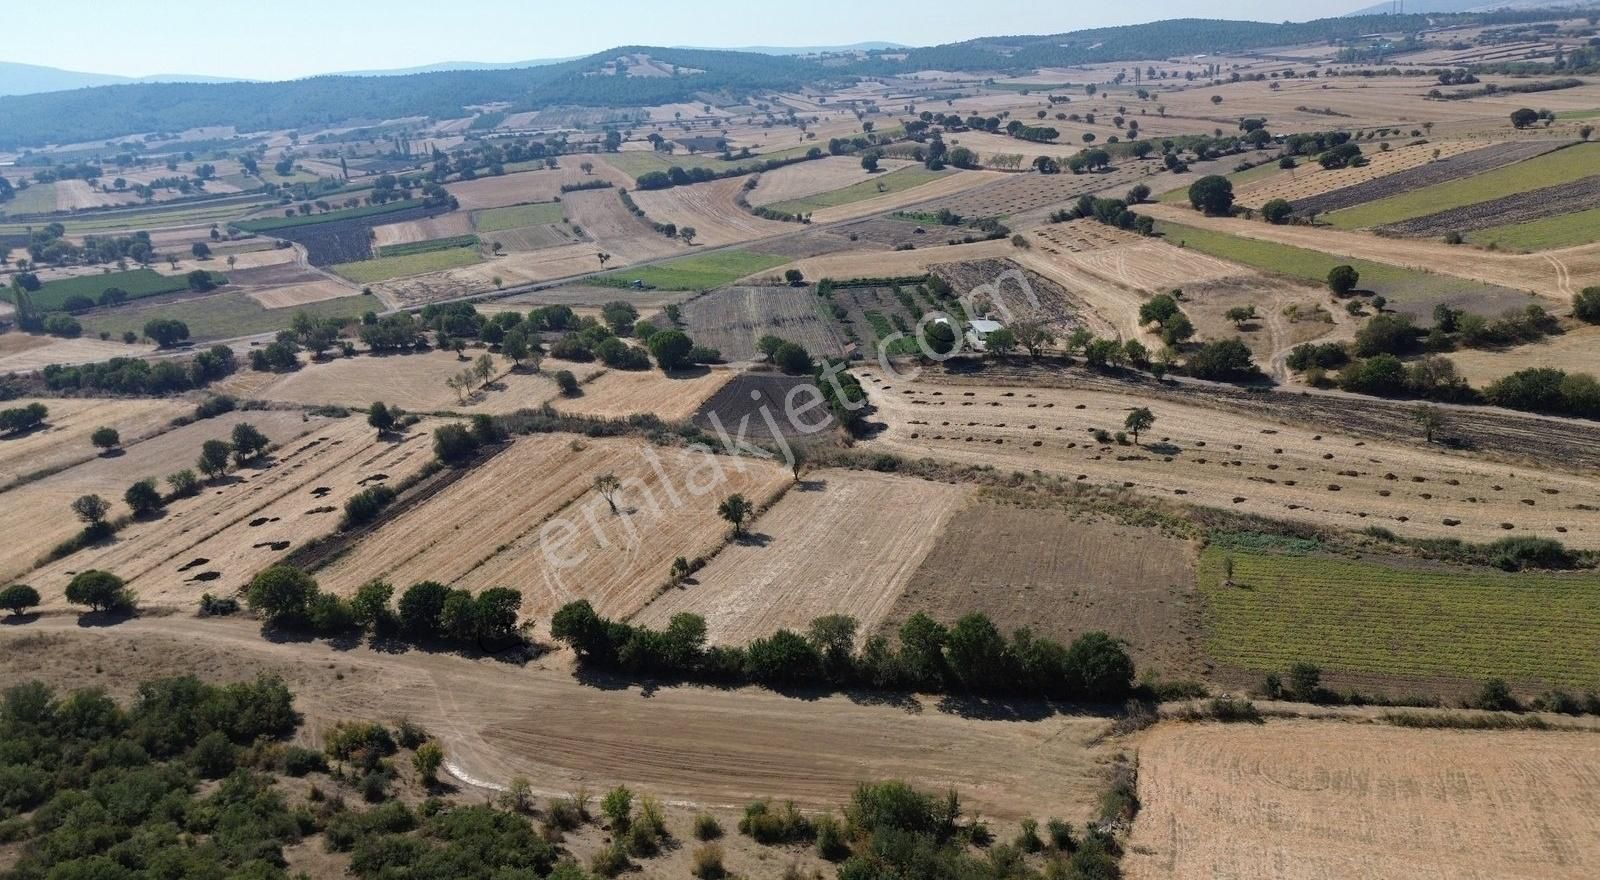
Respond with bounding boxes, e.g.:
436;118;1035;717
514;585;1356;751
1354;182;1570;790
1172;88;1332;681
551;600;1137;703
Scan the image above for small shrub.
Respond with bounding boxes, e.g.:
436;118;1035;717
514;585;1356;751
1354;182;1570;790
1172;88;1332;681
280;746;327;776
815;813;849;861
691;844;727;879
693;812;724;841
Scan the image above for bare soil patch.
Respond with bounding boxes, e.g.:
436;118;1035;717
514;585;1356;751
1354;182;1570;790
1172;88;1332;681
1126;720;1600;880
886;503;1204;679
634;470;971;643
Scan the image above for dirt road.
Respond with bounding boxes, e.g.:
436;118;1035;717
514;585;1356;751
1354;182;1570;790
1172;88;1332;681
0;615;1115;821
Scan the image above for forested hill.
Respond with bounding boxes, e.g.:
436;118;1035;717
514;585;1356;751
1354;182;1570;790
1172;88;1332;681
0;8;1584;148
0;47;824;150
845;8;1588;74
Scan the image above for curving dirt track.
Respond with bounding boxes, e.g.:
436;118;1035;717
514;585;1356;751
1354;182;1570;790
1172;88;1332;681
0;615;1117;822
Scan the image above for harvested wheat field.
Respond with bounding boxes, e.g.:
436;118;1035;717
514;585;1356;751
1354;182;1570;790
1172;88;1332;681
635;470;970;643
316;435;789;627
805;168;1005;225
247;279;358;309
24;416;439;610
0;397;190;490
0;333;155;373
883;503;1204;678
0;409;316;587
230;350;597;414
374;244;609;307
447;165;612;210
550;366;733;421
1231;139;1490;209
1125;720;1600;880
560;187;683;263
372;213;474;247
858;366;1600;546
746;156;916;207
1443;325;1600;388
629;176;794;248
0;617;1114;821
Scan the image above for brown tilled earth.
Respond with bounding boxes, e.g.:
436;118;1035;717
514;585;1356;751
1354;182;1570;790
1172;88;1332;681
882;503;1205;681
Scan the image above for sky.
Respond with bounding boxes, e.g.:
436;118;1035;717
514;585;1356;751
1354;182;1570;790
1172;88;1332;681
2;0;1372;80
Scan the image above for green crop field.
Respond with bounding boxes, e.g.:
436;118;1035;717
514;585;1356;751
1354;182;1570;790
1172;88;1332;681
1556;109;1600;120
376;235;480;258
770;166;948;215
80;292;384;342
473;202;564;232
1200;548;1600;688
595;250;789;290
0;182;59;215
1156;221;1537;313
331;247;482;283
1325;142;1600;229
1467;204;1600;252
234;199;423;232
8;268;228;311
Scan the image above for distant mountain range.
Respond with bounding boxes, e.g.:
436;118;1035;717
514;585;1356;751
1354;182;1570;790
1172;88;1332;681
0;43;909;98
0;62;244;97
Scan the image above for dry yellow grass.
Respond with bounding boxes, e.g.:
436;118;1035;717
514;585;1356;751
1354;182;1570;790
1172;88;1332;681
1442;325;1600;387
0;333;153;373
746;156;916;207
248;280;358;309
633;470;971;643
0;397;190;490
372;213;474;247
1126;720;1600;880
550;366;734;421
748;239;1015;285
447;164;617;210
229;350;597;414
805;169;1005;225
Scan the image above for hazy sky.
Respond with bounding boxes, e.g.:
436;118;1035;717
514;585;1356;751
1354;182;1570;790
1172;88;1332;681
3;1;1370;80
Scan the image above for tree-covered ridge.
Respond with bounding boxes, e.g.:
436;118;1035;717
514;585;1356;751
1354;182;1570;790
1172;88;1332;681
0;48;822;150
851;9;1588;73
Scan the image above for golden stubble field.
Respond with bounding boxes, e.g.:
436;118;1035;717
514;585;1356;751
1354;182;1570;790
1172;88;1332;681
0;397;190;490
633;469;972;643
858;367;1600;546
1231;139;1492;209
0;409;318;589
23;416;442;610
315;434;791;630
1126;720;1600;880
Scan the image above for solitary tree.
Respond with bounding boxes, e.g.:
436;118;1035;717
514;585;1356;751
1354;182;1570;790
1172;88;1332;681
679;226;697;245
71;494;111;526
198;439;233;479
594;472;622;514
1187;175;1234;216
1261;199;1292;224
124;479;163;517
1224;305;1257;328
231;423;270;464
246;565;318;625
1509;107;1539;129
473;353;496;389
414;741;444;782
718;494;754;537
91;426;121;453
65;570;131;614
368;401;396;436
597;251;612;270
1412;404;1445;444
1123;407;1155;445
1326;264;1360;296
0;584;40;617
